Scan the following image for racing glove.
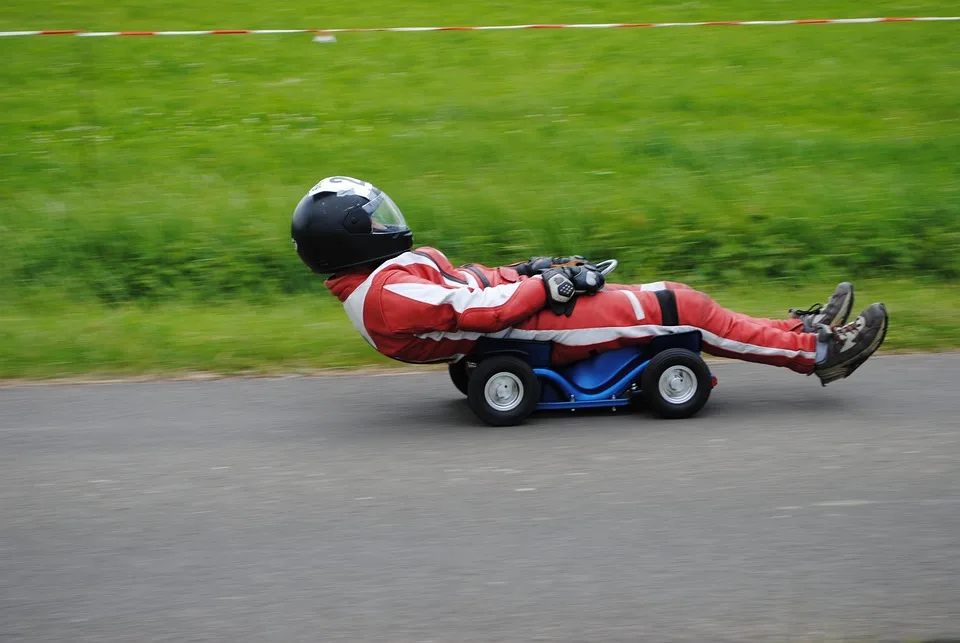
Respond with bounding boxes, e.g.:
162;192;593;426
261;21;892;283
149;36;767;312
514;255;590;277
541;265;606;317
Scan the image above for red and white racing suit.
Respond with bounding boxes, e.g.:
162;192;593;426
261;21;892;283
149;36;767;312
326;247;817;374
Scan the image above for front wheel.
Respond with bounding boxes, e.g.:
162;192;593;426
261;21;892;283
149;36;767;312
467;356;540;426
640;348;712;419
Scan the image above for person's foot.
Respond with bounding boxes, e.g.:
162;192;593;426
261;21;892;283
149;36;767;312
790;282;855;332
813;303;888;386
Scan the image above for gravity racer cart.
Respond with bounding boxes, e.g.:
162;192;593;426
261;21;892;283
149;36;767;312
446;260;718;426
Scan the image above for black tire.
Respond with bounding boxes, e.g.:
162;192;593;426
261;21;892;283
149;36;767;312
448;360;470;396
640;348;712;419
467;356;540;426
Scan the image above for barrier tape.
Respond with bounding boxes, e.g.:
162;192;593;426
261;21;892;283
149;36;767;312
1;16;958;40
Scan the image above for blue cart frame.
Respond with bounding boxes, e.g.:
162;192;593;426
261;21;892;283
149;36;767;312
464;330;715;412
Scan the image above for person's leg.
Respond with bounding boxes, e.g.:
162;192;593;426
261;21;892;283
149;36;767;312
724;311;805;332
672;287;888;383
514;284;885;383
672;289;818;373
621;283;804;332
520;287;815;373
625;281;854;334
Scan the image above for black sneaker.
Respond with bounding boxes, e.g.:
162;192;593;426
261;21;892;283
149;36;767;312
814;303;888;386
790;282;855;332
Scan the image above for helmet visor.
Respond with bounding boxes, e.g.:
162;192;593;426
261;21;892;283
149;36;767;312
362;189;408;234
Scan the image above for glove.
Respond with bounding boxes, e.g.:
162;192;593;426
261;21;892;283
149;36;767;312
514;255;590;277
541;265;606;316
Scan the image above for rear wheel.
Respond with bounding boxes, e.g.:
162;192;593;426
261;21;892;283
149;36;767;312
467;357;540;426
640;349;712;419
448;359;470;396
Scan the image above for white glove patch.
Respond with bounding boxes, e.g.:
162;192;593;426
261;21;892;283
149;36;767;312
545;273;575;303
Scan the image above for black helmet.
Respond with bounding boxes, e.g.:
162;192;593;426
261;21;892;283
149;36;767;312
291;176;413;274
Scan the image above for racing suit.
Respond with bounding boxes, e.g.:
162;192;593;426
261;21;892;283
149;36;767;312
326;247;817;374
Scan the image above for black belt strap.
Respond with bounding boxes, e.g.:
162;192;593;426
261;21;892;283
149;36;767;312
655;289;679;326
463;264;491;287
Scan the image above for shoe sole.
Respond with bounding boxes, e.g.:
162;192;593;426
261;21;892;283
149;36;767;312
815;305;887;385
834;283;855;327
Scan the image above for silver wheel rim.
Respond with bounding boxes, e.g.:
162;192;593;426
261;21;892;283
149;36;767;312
658;365;697;405
484;373;524;412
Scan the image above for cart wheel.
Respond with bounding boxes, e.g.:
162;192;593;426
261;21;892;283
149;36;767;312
448;359;470;396
467;356;540;426
640;348;712;419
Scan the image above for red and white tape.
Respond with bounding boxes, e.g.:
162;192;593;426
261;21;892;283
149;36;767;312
1;16;958;39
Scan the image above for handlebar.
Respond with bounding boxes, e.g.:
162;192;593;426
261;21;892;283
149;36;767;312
595;259;618;276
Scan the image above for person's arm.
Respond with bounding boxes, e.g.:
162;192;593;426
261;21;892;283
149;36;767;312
375;263;606;332
376;271;551;335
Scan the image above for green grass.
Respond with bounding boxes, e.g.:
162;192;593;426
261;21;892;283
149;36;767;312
1;1;959;377
2;280;957;380
4;1;958;31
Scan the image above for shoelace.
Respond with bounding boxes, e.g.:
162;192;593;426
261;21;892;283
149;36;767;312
789;303;822;317
829;316;864;342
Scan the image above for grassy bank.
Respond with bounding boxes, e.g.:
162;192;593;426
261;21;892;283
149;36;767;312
2;280;956;380
1;1;958;377
2;2;959;302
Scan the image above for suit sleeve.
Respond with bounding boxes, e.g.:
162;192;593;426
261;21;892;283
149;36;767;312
376;270;547;335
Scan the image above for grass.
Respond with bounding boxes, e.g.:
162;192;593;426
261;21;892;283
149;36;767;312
1;1;958;377
2;279;957;380
4;1;958;31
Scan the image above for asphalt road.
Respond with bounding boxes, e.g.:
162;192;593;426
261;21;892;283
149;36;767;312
2;355;959;642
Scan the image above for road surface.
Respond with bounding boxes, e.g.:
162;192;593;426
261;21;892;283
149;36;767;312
2;355;959;642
